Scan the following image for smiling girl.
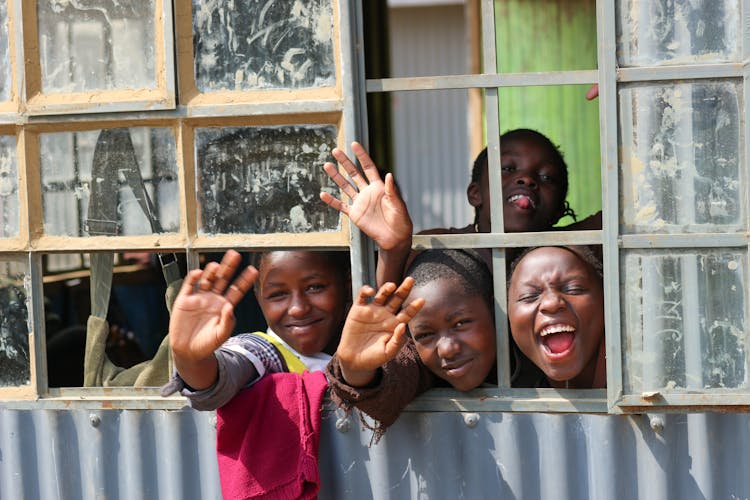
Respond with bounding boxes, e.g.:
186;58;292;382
507;245;605;389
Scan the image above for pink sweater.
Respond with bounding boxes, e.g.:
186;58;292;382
216;370;328;499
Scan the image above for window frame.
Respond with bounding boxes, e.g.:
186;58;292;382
0;0;367;405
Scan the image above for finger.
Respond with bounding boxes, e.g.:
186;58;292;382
383;323;409;359
199;262;220;291
351;142;383;184
332;147;368;189
213;250;242;293
355;285;376;305
181;269;203;296
323;162;358;200
224;265;259;305
396;297;425;323
215;303;237;344
585;83;599;100
385;276;415;312
372;282;397;305
319;191;350;215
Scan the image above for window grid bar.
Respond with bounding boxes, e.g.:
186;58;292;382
366;70;598;92
619;63;745;82
621;234;749;249
412;230;603;250
594;0;623;411
28;252;45;396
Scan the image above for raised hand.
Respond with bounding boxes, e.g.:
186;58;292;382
169;250;258;389
336;277;425;387
321;142;413;251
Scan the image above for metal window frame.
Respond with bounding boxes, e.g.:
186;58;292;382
0;0;365;406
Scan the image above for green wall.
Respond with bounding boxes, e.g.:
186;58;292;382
494;0;600;225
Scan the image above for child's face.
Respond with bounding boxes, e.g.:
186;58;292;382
256;251;348;356
469;134;566;233
508;247;604;385
408;278;496;391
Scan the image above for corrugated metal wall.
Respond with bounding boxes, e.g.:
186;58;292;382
4;407;750;499
389;5;474;232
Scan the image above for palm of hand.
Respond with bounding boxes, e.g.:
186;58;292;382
171;291;233;361
339;301;404;370
348;181;411;251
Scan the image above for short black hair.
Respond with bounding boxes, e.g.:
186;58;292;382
406;249;493;312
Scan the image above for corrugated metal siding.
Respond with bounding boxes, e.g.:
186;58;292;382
389;5;474;232
5;407;750;499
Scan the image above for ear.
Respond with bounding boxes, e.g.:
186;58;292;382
467;181;483;208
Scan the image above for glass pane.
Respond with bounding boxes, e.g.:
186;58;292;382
617;0;740;67
192;0;335;91
37;0;156;93
619;81;744;233
0;0;10;101
39;127;179;237
622;249;748;393
195;125;339;235
0;135;19;237
0;258;30;387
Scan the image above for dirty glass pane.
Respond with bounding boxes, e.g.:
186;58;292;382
192;0;335;91
0;135;19;238
195;125;339;234
622;249;747;393
617;0;740;67
39;127;179;237
37;0;156;93
619;81;743;233
0;1;9;102
0;259;31;387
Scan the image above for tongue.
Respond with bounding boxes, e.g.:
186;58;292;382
513;196;532;209
545;331;575;354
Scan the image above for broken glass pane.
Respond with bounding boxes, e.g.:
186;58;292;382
619;81;743;233
195;125;340;234
37;0;156;93
0;0;9;101
39;127;179;237
0;135;19;238
192;0;335;91
0;259;30;387
617;0;740;67
622;249;747;393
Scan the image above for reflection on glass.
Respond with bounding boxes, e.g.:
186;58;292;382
196;125;339;234
617;0;740;66
620;81;743;233
37;0;156;93
0;259;30;386
40;128;179;237
0;1;9;101
623;250;747;393
192;0;334;91
0;136;19;237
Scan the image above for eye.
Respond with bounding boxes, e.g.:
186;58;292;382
265;290;288;300
412;331;435;343
517;292;540;303
501;163;516;173
563;284;586;295
453;318;472;329
306;282;327;293
539;174;555;183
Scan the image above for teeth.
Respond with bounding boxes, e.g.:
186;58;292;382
507;194;536;208
541;325;575;336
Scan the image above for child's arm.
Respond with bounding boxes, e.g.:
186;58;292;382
321;142;414;286
169;250;258;391
335;277;425;387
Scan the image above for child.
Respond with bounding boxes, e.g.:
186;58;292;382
320;129;599;286
163;249;351;409
327;248;497;438
507;245;605;388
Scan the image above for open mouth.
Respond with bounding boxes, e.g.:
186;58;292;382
507;193;536;210
540;324;576;356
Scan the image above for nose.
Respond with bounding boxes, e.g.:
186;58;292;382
288;292;311;317
539;289;565;314
515;173;538;189
436;334;461;359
